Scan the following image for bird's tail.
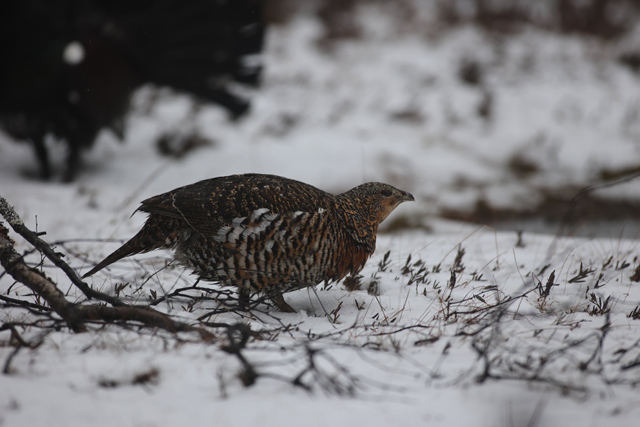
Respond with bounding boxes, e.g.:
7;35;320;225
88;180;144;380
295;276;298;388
82;215;174;279
82;234;148;278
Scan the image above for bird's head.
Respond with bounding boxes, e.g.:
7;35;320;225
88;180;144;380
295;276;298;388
349;182;415;223
335;182;415;248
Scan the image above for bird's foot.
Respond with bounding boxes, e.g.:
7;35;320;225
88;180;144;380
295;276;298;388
238;288;251;311
270;294;296;313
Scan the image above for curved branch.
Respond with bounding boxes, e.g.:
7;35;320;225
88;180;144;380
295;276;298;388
0;212;213;341
0;225;84;331
0;195;124;306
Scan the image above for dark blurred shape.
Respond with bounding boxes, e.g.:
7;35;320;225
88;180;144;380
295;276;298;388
318;0;360;41
619;52;640;74
156;131;214;159
458;59;483;86
263;0;300;25
557;0;634;39
0;0;264;181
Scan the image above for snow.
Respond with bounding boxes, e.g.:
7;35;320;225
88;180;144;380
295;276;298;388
2;9;640;427
3;227;640;426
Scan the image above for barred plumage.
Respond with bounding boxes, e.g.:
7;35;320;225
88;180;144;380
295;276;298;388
83;173;414;311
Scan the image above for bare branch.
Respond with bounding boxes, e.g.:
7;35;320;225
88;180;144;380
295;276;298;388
0;221;213;340
0;194;124;306
0;224;85;331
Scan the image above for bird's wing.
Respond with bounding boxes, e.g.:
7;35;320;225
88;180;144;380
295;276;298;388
137;174;331;238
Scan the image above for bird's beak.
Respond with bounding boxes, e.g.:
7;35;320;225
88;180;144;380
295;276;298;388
399;192;415;203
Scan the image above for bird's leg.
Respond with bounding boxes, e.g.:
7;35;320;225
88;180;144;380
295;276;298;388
270;294;296;313
238;288;251;311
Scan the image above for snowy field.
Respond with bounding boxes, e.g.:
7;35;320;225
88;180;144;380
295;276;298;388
2;224;640;426
2;6;640;427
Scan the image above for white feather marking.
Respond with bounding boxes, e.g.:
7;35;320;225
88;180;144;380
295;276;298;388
265;240;274;253
214;226;231;242
232;217;247;227
250;208;270;220
266;213;279;224
318;207;325;214
229;227;243;243
241;226;255;238
241;213;278;238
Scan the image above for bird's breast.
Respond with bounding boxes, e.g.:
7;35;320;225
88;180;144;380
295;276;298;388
332;239;371;281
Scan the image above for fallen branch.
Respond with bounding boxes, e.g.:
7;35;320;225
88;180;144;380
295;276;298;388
0;195;214;341
0;196;123;306
0;225;84;331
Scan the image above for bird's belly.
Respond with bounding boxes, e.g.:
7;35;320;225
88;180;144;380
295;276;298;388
175;211;338;293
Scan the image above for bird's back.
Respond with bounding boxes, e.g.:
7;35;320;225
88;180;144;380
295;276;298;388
137;174;364;293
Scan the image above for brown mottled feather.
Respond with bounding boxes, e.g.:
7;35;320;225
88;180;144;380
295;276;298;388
83;173;414;311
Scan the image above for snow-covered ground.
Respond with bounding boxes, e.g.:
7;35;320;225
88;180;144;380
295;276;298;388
2;225;640;426
2;7;640;427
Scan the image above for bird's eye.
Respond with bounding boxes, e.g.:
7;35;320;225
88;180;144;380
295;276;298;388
379;190;392;197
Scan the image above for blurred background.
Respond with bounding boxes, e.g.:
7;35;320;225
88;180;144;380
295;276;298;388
1;0;640;239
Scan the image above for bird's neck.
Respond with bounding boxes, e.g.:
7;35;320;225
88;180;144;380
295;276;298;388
334;194;378;253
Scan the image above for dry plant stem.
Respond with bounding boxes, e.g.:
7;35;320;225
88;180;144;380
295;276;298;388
0;195;214;340
0;293;51;311
0;228;214;339
0;227;85;331
0;195;123;307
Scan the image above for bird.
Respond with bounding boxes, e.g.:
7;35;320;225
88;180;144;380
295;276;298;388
83;173;415;312
0;0;264;181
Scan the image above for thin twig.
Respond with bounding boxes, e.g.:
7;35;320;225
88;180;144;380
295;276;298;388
0;209;214;340
0;195;124;306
